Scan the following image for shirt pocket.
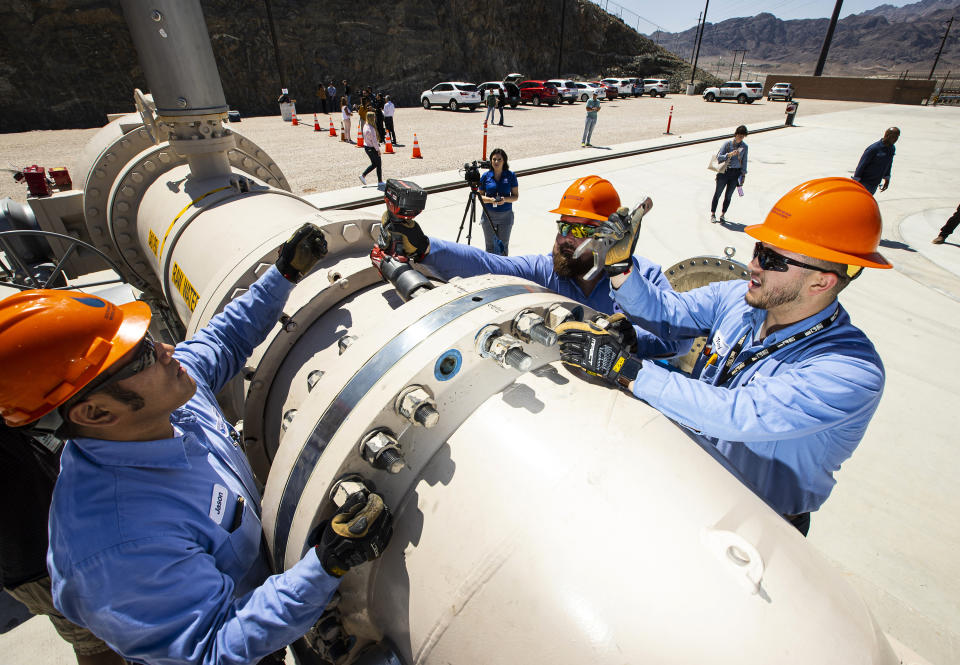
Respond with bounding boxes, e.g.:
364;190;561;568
212;497;262;579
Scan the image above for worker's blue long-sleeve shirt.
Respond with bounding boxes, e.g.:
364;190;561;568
423;237;685;358
48;266;339;665
853;139;895;186
611;274;885;515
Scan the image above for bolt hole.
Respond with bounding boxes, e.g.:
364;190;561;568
434;349;462;381
726;545;751;567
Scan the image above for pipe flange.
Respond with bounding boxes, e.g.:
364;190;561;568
230;135;290;191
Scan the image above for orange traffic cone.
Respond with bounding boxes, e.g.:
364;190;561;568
411;134;423;159
329;117;337;137
356;123;364;148
384;132;394;154
291;110;298;126
313;113;321;132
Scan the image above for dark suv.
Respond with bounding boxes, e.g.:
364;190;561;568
517;80;560;106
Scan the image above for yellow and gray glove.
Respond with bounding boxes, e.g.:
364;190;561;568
556;315;643;390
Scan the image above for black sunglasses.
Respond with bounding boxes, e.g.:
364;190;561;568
753;242;861;279
72;333;158;402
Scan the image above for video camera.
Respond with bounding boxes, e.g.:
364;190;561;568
462;159;492;186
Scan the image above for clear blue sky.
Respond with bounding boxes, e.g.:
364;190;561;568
607;0;915;34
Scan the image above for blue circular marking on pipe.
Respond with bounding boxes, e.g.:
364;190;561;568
434;349;462;381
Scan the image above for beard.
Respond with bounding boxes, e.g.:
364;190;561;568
553;248;594;278
744;278;804;310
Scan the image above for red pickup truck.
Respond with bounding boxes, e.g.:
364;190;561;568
517;80;559;106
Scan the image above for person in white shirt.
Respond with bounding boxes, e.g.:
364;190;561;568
383;95;397;144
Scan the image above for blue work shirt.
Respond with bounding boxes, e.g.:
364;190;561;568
478;169;518;213
612;275;885;515
48;266;339;665
853;139;895;186
718;139;748;174
423;237;685;358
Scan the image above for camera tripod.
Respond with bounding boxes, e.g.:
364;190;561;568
456;185;505;254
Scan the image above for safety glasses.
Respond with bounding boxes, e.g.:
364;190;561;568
557;221;600;239
72;333;158;401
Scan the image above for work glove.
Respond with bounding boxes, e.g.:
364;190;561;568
597;312;638;354
276;223;328;283
314;490;393;577
556;316;643;390
379;213;429;262
596;198;652;275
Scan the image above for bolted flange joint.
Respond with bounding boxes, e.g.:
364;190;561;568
359;429;405;474
395;385;439;428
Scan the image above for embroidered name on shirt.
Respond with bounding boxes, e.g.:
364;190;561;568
209;483;228;524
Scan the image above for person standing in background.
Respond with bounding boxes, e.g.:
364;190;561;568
343;80;352;107
340;96;353;143
374;93;386;143
383;95;398;144
711;125;748;223
477;148;520;255
853;127;899;195
581;92;600;147
316;83;328;114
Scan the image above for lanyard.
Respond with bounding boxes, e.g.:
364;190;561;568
715;306;840;386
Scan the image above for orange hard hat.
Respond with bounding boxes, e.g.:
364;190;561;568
746;177;892;269
549;175;621;223
0;290;151;427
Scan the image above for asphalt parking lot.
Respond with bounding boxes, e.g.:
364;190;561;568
0;95;873;202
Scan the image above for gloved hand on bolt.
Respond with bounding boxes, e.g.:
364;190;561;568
380;216;429;262
313;489;394;578
555;313;643;390
276;223;328;283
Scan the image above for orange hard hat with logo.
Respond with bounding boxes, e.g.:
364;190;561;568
549;175;621;223
746;177;892;269
0;290;151;427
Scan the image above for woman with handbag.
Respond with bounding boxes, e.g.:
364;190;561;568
710;125;748;223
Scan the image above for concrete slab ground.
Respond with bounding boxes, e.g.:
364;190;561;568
3;102;958;664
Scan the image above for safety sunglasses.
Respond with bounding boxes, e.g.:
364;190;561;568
557;221;600;239
752;242;861;279
72;333;158;401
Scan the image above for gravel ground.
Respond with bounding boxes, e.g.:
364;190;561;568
0;96;873;202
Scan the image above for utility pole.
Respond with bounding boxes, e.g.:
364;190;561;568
262;0;286;91
729;50;742;79
557;0;567;78
689;0;710;88
814;0;843;76
738;50;748;79
929;16;954;80
690;12;703;66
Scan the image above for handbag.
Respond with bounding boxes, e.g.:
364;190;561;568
707;151;729;174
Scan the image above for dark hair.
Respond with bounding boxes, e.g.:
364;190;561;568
58;382;145;437
489;148;509;171
735;125;748;136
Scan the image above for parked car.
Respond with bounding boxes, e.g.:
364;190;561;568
503;73;525;85
601;78;634;96
623;77;644;97
478;81;521;108
590;81;617;100
702;81;763;103
574;81;608;101
767;82;794;101
546;79;578;104
421;82;481;111
642;78;669;97
517;80;560;106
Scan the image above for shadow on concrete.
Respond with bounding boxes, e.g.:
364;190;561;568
719;220;748;232
879;239;917;253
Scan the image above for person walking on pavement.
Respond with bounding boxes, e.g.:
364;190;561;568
710;125;748;223
483;87;497;125
377;175;687;360
853;127;899;195
932;203;960;244
0;224;393;665
582;92;601;147
340;96;353;143
360;112;385;190
555;177;892;536
383;95;398;144
477;148;519;255
1;423;127;665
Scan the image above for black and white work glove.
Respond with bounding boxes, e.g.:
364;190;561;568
596;198;652;276
556;316;642;390
314;490;393;578
276;223;328;283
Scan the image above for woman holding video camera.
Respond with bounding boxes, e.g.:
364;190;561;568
478;147;519;255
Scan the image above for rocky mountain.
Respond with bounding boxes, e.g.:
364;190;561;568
649;0;959;78
0;0;714;133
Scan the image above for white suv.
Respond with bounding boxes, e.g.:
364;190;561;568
642;79;669;97
702;81;763;104
420;82;481;111
601;78;634;96
546;79;578;104
767;82;794;101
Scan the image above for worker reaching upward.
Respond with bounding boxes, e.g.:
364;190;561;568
0;224;393;665
556;178;892;535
